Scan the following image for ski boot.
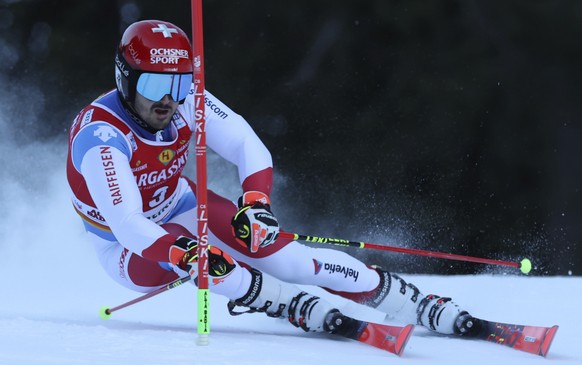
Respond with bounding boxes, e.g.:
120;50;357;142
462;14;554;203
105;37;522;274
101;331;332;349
363;268;480;336
228;268;335;332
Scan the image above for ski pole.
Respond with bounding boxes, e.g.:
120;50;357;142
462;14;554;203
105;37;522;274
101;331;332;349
279;231;532;274
99;276;191;319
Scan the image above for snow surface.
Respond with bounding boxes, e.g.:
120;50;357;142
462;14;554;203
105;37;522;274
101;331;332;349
1;132;580;365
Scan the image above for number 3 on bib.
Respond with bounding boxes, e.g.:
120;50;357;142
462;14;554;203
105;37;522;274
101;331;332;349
149;186;169;208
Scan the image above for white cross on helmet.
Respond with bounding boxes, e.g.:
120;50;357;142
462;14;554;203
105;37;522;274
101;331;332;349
151;23;178;38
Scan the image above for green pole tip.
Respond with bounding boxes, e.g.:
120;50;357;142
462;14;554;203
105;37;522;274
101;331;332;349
519;258;532;274
99;306;112;320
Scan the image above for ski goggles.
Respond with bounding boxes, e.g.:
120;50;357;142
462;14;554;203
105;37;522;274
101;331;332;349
136;72;193;103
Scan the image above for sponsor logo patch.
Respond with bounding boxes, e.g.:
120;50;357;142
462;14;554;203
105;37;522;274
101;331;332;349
158;148;175;165
313;259;323;274
94;125;118;142
81;108;94;127
312;259;360;282
149;48;189;65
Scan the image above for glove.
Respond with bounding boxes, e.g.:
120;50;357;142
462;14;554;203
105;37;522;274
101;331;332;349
231;191;279;253
169;236;236;279
169;236;200;277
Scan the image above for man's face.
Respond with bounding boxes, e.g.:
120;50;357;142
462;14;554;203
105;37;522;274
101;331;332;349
133;92;179;131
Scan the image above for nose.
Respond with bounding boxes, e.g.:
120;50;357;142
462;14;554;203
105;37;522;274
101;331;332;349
160;94;177;104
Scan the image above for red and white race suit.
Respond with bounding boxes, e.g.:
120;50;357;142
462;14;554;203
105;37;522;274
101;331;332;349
67;88;379;297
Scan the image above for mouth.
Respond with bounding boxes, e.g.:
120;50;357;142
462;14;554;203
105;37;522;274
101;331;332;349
153;106;172;118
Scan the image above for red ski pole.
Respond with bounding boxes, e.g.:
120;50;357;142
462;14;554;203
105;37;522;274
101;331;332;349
99;276;191;319
279;231;532;274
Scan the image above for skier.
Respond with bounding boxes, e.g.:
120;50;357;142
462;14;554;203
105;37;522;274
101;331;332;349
67;19;477;338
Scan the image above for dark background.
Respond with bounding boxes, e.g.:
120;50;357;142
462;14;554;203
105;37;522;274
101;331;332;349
2;0;580;275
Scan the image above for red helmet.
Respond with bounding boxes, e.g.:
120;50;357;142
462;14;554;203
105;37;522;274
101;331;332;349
115;20;193;103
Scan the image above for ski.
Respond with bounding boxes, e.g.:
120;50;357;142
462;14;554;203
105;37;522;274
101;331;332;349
473;318;559;357
329;315;414;356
